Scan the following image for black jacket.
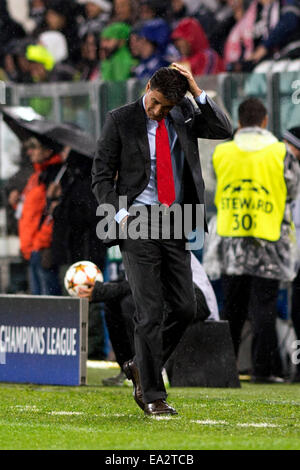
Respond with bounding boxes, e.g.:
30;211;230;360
92;95;232;246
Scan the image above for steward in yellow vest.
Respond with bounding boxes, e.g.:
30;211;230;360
209;98;300;384
209;99;300;283
213;136;287;242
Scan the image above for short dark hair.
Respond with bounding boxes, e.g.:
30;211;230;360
238;98;268;127
149;67;189;103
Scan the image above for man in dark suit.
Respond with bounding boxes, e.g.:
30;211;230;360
92;64;232;415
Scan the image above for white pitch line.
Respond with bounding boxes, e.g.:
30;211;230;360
191;419;228;425
237;423;278;428
149;416;178;421
191;419;279;428
11;406;84;416
8;405;281;428
11;405;40;412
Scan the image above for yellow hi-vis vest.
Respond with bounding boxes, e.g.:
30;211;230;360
213;141;287;241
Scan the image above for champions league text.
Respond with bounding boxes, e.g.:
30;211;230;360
0;325;77;357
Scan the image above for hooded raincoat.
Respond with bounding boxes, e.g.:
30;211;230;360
171;17;224;75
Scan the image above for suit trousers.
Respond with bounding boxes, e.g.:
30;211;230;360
120;228;196;404
104;293;135;369
221;274;282;377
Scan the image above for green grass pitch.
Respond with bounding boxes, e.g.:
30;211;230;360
0;365;300;450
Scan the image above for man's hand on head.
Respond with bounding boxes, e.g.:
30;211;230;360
171;63;203;98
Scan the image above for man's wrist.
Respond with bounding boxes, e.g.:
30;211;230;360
191;87;203;98
115;208;130;224
120;216;129;232
195;90;207;105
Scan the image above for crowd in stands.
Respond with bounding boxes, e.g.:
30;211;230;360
2;0;300;375
1;0;300;84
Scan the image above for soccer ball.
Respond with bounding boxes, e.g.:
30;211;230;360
64;261;103;297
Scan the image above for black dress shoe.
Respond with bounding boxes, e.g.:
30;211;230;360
123;360;145;411
144;399;178;416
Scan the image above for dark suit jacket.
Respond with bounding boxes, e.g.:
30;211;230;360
92;95;232;246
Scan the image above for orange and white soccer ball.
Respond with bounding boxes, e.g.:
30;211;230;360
64;261;103;297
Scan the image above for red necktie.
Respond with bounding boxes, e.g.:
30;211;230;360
156;119;176;207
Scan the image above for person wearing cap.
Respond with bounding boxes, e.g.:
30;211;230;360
26;44;76;83
26;44;56;81
100;22;138;81
283;126;300;383
25;44;76;116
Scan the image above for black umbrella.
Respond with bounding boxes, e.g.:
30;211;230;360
44;123;95;159
1;106;46;141
1;106;96;158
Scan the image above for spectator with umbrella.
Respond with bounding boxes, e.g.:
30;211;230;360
6;135;63;296
2;107;106;294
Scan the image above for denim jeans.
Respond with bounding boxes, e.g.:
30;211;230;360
29;251;61;296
